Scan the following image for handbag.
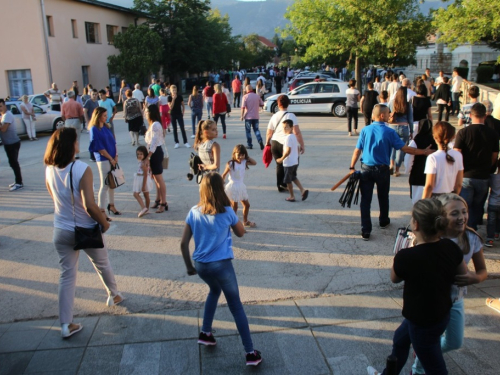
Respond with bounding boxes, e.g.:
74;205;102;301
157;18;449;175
226;103;232;113
105;163;125;189
393;225;415;254
69;162;104;251
187;152;203;184
162;142;169;169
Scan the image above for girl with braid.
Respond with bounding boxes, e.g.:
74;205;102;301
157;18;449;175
422;121;464;198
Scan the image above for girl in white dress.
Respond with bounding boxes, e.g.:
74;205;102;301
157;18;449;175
133;146;154;217
222;145;257;227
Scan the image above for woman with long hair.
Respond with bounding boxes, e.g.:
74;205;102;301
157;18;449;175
144;87;159;109
144;104;168;213
212;84;229;139
188;85;203;138
345;79;360;136
88;107;121;220
389;86;413;176
45;127;123;339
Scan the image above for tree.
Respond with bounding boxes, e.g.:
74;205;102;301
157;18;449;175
239;34;275;68
108;25;163;85
282;0;431;89
432;0;500;61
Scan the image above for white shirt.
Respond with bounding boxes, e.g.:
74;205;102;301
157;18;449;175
268;111;299;144
133;89;145;102
435;76;445;86
424;150;463;194
390;88;416;102
451;75;463;93
158;95;169;106
283;133;299;167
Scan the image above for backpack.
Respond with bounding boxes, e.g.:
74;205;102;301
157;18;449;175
187;152;203;184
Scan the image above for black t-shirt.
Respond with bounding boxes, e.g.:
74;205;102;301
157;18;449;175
454;124;499;179
409;134;437;186
274;75;283;86
485;115;500;139
394;239;463;326
412;96;432;122
362;90;379;112
169;95;184;116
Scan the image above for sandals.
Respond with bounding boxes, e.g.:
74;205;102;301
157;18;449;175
285;197;296;202
156;203;168;213
486;298;500;314
301;190;309;201
107;293;125;307
61;323;83;339
138;208;149;218
151;200;161;209
244;221;256;228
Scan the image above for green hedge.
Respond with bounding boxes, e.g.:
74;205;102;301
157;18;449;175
476;65;495;83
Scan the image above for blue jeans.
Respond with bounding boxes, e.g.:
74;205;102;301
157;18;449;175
191;108;202;136
486;204;500;239
459;177;489;230
244;119;263;148
390;125;409;168
213;113;227;134
452;92;461;115
382;316;450;375
412;300;464;374
359;164;390;234
194;259;254;353
206;101;213;118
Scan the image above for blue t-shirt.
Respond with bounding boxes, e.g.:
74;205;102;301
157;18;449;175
186;205;239;263
98;98;116;122
356;121;405;166
83;99;99;119
89;126;116;161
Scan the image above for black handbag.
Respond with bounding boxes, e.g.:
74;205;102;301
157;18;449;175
187;152;203;184
69;162;104;251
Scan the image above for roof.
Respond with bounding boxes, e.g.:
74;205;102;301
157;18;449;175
72;0;142;16
257;36;277;49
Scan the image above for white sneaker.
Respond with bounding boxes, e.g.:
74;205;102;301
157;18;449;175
367;366;380;375
174;143;180;149
184;143;191;148
8;182;15;188
9;184;23;192
190;135;195;138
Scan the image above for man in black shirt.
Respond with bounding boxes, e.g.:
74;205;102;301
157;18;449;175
484;99;500;138
360;82;379;126
454;103;499;229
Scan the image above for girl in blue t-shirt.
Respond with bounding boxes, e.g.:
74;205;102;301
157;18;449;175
180;173;262;367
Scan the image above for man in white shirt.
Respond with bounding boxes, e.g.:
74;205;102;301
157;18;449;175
390;79;416;102
132;84;145;104
451;68;469;116
435;71;445;86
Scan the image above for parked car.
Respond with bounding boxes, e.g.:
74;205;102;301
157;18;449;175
288;74;338;91
245;72;273;91
5;100;64;136
264;81;349;117
29;93;52;112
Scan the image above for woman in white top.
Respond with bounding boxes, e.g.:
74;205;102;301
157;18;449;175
422;121;463;198
345;79;360;136
20;95;37;140
44;127;123;339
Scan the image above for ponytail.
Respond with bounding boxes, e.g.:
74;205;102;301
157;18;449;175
433;121;456;164
412;199;449;240
443;142;455;163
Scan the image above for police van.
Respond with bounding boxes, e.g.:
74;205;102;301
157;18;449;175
264;81;349;117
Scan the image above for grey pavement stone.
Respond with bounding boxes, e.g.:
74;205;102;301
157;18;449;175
201;301;307;336
37;317;99;350
0;329;48;353
77;345;124;375
200;329;330;375
89;309;198;346
159;340;200;375
295;292;401;327
118;342;161;375
463;285;493;308
6;319;56;332
0;351;34;375
0;323;11;335
23;347;84;374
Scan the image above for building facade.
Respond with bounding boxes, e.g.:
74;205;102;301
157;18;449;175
2;0;143;98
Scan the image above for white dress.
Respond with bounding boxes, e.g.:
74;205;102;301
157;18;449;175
225;160;248;202
132;161;154;193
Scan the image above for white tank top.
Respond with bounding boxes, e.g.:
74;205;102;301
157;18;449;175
46;161;96;231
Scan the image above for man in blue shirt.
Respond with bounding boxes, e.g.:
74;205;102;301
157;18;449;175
98;90;117;136
349;105;432;240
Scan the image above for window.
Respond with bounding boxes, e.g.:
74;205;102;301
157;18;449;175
106;25;118;44
32;95;49;106
7;104;20;115
85;22;100;43
82;66;90;87
121;26;128;34
71;19;78;38
8;70;33;97
33;106;44;114
46;16;54;37
295;84;314;95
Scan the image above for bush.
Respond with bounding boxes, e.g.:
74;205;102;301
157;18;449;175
454;67;469;80
476;65;495;83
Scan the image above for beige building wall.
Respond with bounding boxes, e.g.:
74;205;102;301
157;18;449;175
1;0;142;98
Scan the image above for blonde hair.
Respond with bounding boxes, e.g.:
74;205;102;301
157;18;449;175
192;85;199;97
214;84;222;94
194;119;216;148
170;85;177;91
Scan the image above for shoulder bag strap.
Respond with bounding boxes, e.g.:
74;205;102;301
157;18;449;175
69;161;77;227
276;111;288;128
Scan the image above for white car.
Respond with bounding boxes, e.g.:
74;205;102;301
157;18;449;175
29;93;52;112
264;81;350;117
245;72;273;91
5;101;64;136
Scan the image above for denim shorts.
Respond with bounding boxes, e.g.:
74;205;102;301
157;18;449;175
283;165;298;184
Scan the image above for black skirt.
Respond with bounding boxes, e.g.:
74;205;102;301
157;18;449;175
128;116;143;132
150;146;164;175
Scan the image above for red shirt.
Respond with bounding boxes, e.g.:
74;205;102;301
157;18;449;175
232;78;242;93
213;92;228;114
62;99;83;119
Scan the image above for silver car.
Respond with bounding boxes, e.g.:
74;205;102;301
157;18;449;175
5;101;64;136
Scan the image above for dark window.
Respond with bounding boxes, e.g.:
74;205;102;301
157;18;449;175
8;70;33;97
71;19;78;38
107;25;118;44
46;16;54;37
85;22;100;44
32;95;49;106
7;104;20;115
122;26;128;34
317;84;334;93
295;85;314;95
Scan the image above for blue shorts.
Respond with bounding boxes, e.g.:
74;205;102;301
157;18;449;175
283;165;298;184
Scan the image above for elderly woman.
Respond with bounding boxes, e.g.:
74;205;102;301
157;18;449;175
145;104;168;213
19;95;37;140
265;94;305;192
44;127;123;339
88;107;121;220
124;89;143;146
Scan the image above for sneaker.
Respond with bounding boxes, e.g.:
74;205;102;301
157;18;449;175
362;232;370;241
367;366;380;375
184;143;191;148
8;182;15;188
174;143;180;149
247;145;253;150
495;233;499;241
223;134;226;139
485;239;494;247
198;331;217;346
191;134;195;138
9;184;23;192
246;350;262;366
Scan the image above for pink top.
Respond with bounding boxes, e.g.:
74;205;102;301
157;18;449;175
241;92;263;120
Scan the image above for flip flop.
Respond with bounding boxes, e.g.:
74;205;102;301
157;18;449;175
285;197;296;202
244;221;256;228
486;298;500;314
301;190;309;201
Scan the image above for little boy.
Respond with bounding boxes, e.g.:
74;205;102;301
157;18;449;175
485;163;500;247
276;119;309;202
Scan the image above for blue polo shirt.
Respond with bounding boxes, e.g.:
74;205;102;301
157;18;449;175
356;121;405;166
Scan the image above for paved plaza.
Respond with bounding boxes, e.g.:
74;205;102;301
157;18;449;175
0;108;499;374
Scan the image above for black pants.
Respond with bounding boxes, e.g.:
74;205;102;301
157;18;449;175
438;104;450;122
213;113;227;134
271;140;286;189
233;92;241;107
347;106;358;132
171;113;188;144
276;85;282;94
363;110;372;126
4;141;22;184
